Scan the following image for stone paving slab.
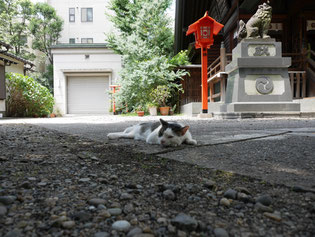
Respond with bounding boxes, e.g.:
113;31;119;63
158;130;315;189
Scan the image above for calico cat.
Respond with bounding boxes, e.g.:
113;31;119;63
107;119;197;147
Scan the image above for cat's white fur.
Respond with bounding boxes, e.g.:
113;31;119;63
107;119;197;147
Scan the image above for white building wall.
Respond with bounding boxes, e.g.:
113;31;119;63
52;47;121;114
47;0;114;44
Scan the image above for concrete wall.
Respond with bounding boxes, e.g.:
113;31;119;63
52;47;121;114
47;0;114;44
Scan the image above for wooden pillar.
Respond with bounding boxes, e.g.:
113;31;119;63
201;46;208;113
0;65;5;100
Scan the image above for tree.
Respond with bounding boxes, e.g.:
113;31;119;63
106;0;189;110
29;2;63;64
0;0;34;60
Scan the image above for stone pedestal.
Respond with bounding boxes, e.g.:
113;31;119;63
223;39;300;114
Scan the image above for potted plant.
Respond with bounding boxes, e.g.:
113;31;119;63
147;102;158;116
136;105;145;117
169;104;177;116
150;85;171;116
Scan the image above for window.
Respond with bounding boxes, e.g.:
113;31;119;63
81;38;93;44
69;38;75;44
81;8;93;22
69;8;75;22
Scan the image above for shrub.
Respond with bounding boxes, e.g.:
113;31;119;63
5;72;54;117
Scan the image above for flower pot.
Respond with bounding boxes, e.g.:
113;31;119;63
148;106;157;116
137;111;145;117
159;106;170;116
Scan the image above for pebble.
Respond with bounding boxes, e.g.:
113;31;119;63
255;202;273;213
224;189;237;200
0;205;7;216
163;189;176;200
255;194;273;206
94;232;110;237
171;213;198;231
98;210;111;218
108;208;122;216
73;211;91;222
112;220;131;232
20;181;32;189
292;186;307;193
263;212;282;222
123;203;134;214
37;182;47;186
237;192;251;203
220;198;231;207
177;230;187;237
214;227;229;237
120;192;134;200
157;217;168;226
45;197;58;207
4;229;22;237
127;227;142;237
62;220;76;229
203;179;216;189
88;198;106;206
0;196;16;205
235;187;251;195
79;178;91;183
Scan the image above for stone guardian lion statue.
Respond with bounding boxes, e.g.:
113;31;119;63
237;2;272;41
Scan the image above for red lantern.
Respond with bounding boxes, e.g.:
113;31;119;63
186;12;224;113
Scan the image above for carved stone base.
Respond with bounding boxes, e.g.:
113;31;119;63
224;39;300;113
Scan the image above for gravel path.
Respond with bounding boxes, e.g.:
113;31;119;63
0;123;315;236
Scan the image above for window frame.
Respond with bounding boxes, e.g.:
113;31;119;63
69;38;75;44
81;8;93;22
81;38;93;44
69;8;75;22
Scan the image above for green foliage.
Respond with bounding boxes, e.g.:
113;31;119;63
150;85;171;107
5;72;54;117
168;50;190;67
106;0;189;110
29;2;63;64
0;0;35;60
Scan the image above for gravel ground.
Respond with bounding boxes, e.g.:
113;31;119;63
0;123;315;237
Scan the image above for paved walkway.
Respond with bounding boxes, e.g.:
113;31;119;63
1;115;315;190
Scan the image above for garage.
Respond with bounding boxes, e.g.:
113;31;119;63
67;76;109;114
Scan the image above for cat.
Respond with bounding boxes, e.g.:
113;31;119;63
107;119;197;147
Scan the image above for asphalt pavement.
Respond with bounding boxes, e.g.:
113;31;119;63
1;115;315;190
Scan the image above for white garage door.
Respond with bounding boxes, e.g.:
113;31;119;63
67;76;109;114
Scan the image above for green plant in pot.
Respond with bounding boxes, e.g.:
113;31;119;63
146;102;158;116
136;105;145;117
150;85;171;116
169;104;177;115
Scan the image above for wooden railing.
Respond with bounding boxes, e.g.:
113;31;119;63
289;71;306;98
207;43;232;102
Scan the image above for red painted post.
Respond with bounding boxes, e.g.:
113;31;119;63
201;46;208;113
110;85;120;113
186;12;224;114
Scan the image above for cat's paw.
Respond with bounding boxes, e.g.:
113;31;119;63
107;133;118;140
186;139;197;145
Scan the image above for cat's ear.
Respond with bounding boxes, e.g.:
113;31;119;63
181;126;189;135
160;119;168;127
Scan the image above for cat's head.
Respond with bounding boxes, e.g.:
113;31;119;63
158;119;189;147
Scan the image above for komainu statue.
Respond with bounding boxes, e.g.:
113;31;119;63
237;2;272;41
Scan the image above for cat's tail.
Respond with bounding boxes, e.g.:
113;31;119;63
107;132;134;140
